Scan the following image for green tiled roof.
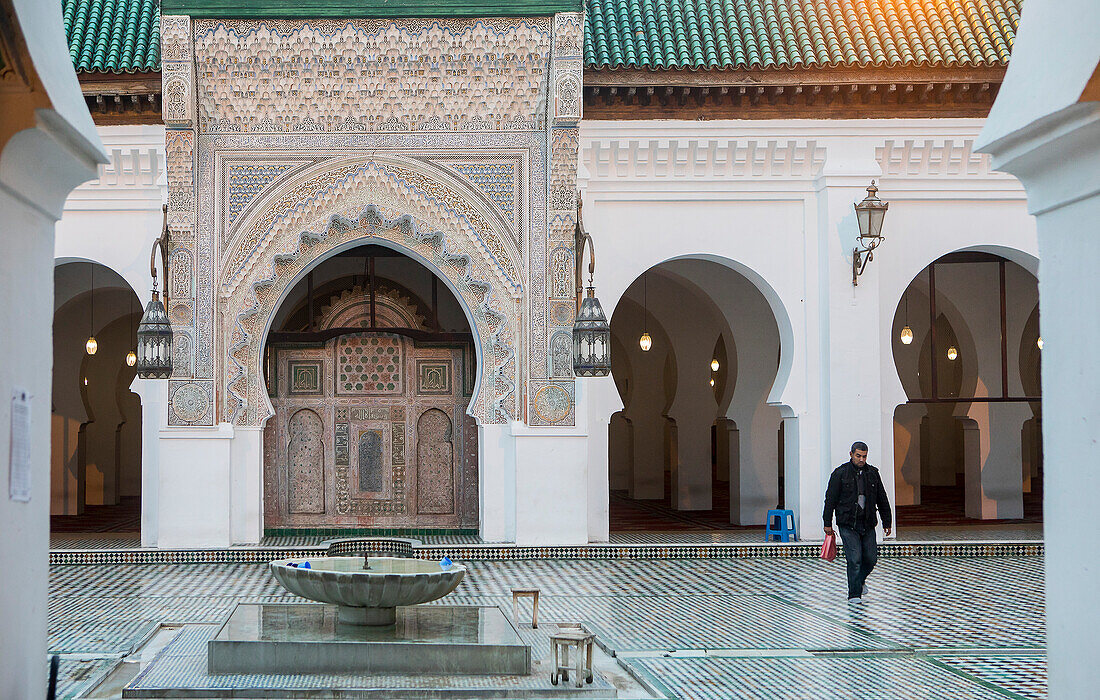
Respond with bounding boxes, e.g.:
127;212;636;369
63;0;1020;74
586;0;1020;70
64;0;159;73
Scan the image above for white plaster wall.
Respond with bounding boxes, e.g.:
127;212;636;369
582;119;1035;541
55;125;167;299
156;426;234;547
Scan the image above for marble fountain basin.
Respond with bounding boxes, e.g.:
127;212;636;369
270;556;466;626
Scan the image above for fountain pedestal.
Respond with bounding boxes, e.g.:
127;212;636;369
208;604;530;676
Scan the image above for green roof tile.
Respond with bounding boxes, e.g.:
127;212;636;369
63;0;1018;75
64;0;159;73
586;0;1021;70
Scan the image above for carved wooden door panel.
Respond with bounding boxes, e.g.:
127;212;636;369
264;322;477;530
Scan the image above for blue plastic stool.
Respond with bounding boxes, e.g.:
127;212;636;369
764;509;797;542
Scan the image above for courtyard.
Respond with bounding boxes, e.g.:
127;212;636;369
51;546;1045;699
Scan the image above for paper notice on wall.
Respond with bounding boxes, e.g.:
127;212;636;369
8;389;31;502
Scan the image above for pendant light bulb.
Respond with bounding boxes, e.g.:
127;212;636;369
639;332;652;352
83;377;88;386
1037;337;1044;350
711;358;720;372
86;336;98;355
126;350;137;367
709;378;715;387
947;345;958;361
900;325;914;345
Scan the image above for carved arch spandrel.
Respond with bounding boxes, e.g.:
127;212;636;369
220;156;522;299
223;204;518;428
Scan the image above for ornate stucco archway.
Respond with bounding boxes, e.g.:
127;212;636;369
220;158;522;427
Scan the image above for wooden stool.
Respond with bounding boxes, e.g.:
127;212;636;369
511;587;539;628
549;630;595;688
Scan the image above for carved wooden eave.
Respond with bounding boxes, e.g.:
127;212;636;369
583;65;1007;120
79;71;162;125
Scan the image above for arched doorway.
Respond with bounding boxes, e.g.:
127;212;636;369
260;243;478;531
50;261;143;538
607;258;790;533
891;251;1042;528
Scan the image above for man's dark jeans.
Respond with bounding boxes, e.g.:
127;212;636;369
837;526;878;599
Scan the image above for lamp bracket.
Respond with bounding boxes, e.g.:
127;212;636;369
151;204;172;304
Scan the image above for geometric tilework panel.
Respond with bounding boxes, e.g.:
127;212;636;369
49;554;1045;700
446;162;517;223
630;657;1015;700
227;164;295;224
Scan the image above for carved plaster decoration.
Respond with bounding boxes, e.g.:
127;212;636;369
582;138;828;180
220;157;523;298
224;205;518;427
529;379;575;426
193;19;551;134
877;139;994;176
168;380;214;426
161;16;194;126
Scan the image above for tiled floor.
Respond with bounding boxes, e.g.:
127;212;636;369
49;555;1047;698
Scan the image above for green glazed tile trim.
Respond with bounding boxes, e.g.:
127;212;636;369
160;1;582;17
263;527;478;538
585;0;1020;70
64;0;159;73
67;0;1019;75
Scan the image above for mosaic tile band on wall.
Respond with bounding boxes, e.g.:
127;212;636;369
49;540;1043;565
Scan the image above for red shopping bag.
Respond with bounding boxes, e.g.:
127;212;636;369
820;532;837;562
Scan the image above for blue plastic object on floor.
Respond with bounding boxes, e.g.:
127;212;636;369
300;561;311;569
765;509;797;542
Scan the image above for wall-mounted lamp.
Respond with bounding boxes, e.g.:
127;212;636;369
572;197;611;377
947;345;958;361
853;181;889;286
1037;337;1044;350
136;205;173;379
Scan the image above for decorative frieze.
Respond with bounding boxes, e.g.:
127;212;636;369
582;138;827;180
876;139;994;177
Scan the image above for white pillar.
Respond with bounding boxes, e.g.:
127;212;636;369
816;140;891;530
979;73;1100;693
132;378;166;546
0;3;107;693
478;422;515;542
584;375;621;542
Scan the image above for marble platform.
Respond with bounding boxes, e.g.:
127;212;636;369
208;604;529;675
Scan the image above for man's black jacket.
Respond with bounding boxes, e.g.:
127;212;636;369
823;461;892;530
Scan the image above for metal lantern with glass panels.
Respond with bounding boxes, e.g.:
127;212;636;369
572;199;611;377
136;205;173;379
136;291;173;378
573;288;611;376
852;180;889;285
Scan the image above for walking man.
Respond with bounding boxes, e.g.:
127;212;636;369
823;441;892;604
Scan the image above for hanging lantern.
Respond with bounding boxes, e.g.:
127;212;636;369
1037;337;1044;350
639;332;652;352
126;350;137;367
947;345;958;361
571;197;611;377
136;204;173;379
573;289;611;377
136;291;173;378
85;336;98;355
900;325;914;345
711;358;720;371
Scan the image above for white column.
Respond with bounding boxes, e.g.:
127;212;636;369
584;375;621;542
231;425;264;544
0;3;107;692
980;95;1100;695
132;378;166;546
478;422;515;542
816;140;891;530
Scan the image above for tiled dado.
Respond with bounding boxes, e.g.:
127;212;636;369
49;540;1042;565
